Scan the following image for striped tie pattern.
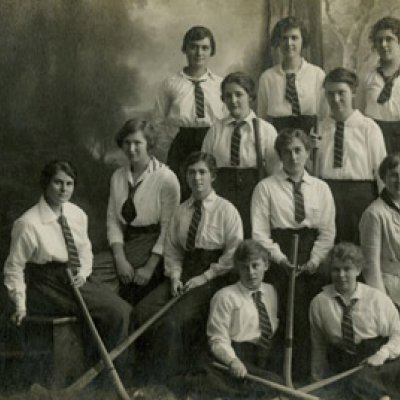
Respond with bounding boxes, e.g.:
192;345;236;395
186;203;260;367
377;67;400;104
333;121;345;168
58;214;81;273
192;80;205;118
121;180;143;224
289;179;305;223
336;296;358;355
230;121;246;166
252;291;273;351
285;73;301;116
186;200;202;251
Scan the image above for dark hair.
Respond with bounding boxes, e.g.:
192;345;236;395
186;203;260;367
181;26;216;56
40;160;77;191
323;67;358;93
115;118;157;151
327;242;364;271
379;153;400;180
234;239;269;269
183;151;218;178
221;72;256;102
369;17;400;46
274;128;312;157
271;16;310;49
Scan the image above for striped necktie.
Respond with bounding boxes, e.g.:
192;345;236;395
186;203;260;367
121;180;143;225
333;121;345;168
285;73;301;116
192;80;205;118
377;67;400;104
58;214;81;274
336;296;358;355
252;291;273;351
186;200;202;251
230;121;246;166
289;179;305;223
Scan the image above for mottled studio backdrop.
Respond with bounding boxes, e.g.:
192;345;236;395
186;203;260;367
1;0;400;289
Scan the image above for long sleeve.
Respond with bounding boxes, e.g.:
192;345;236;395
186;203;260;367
78;212;93;280
359;210;386;293
107;173;125;246
257;76;269;120
201;125;216;155
152;79;171;127
367;121;387;187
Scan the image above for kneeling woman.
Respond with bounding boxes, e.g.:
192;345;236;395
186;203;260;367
3;160;132;368
135;152;243;383
94;119;180;305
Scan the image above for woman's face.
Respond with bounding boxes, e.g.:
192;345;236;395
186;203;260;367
279;27;303;60
279;137;309;177
45;170;75;208
374;29;400;64
384;164;400;200
186;160;215;199
121;130;150;165
222;82;251;120
185;37;212;70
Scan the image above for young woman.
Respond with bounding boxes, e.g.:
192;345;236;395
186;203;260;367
257;16;327;135
3;160;133;369
360;153;400;308
153;26;226;199
358;17;400;154
202;71;279;237
317;67;387;244
93;119;180;305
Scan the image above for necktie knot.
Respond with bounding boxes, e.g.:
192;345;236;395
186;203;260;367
252;290;262;303
286;73;296;81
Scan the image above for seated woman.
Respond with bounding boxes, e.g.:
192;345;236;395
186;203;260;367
3;160;133;371
202;72;279;238
310;242;400;400
93;118;180;305
360;153;400;309
257;16;327;135
251;128;335;381
134;151;243;384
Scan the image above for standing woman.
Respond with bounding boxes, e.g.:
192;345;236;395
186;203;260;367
3;160;132;367
358;17;400;154
202;72;279;238
153;26;225;199
360;153;400;308
257;16;327;135
93;119;180;305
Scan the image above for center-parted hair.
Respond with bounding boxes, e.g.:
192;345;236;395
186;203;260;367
233;239;269;269
181;26;216;56
369;16;400;46
379;153;400;180
274;128;312;156
40;160;77;191
221;72;256;102
271;16;310;49
115;118;157;151
327;242;364;271
323;67;358;93
183;151;218;178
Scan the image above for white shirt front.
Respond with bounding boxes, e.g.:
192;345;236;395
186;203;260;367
317;110;387;180
207;281;279;365
202;110;280;175
107;157;180;255
4;197;93;312
251;169;335;265
164;191;243;281
257;58;328;120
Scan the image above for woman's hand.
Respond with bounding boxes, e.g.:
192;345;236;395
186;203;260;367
364;352;386;367
184;274;207;292
229;358;247;379
171;278;183;297
299;260;318;275
115;256;135;285
11;310;26;326
71;274;86;288
133;254;161;286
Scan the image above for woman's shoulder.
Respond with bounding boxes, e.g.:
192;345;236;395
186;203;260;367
259;65;281;82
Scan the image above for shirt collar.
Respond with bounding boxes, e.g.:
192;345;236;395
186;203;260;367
187;190;217;209
125;157;161;185
38;195;63;224
328;109;360;127
276;168;312;185
276;58;307;76
180;68;215;82
225;110;257;127
323;283;362;302
237;281;264;298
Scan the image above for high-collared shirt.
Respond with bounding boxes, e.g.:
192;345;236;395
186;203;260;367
360;196;400;303
257;58;328;120
107;157;180;255
4;197;93;312
316;110;387;180
207;281;279;365
164;190;243;281
358;67;400;121
152;69;226;129
310;283;400;381
201;110;280;175
251;169;335;265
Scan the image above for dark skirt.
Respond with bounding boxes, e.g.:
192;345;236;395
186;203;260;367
167;126;210;201
374;119;400;154
213;167;259;239
324;179;378;244
272;115;317;135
